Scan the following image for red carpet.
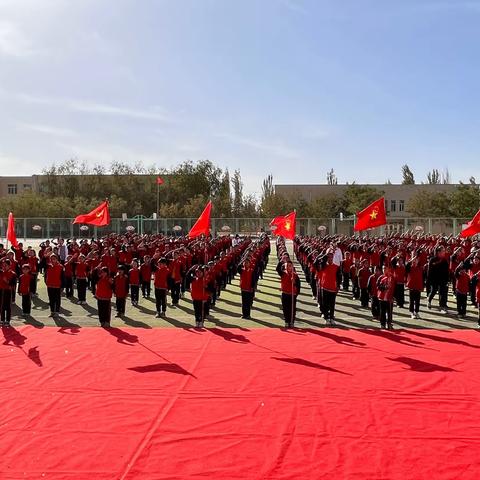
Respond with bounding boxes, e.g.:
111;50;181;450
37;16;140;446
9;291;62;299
1;325;480;479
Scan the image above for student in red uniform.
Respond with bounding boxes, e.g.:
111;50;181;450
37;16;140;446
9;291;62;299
392;255;406;308
377;265;396;330
406;255;424;320
44;254;64;317
320;252;342;326
140;255;152;298
153;258;170;317
128;259;141;306
277;261;301;328
169;253;183;306
26;249;39;296
6;251;18;304
75;254;89;304
96;267;113;326
350;259;360;300
357;258;371;308
238;258;255;319
113;267;129;317
455;263;470;319
367;266;382;320
188;265;210;328
18;264;32;316
0;260;16;325
341;251;352;291
475;273;480;328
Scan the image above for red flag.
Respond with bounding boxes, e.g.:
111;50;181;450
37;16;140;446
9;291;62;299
156;176;164;185
72;200;110;227
270;211;296;240
7;212;19;248
460;209;480;238
354;197;387;231
188;201;212;238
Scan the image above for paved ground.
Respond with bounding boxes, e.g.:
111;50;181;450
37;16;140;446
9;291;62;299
7;245;480;330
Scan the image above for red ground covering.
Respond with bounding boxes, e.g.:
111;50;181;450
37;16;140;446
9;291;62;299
1;325;480;479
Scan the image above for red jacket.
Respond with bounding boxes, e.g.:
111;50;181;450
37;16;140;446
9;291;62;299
321;264;340;292
129;268;140;286
114;275;129;298
377;275;396;302
406;265;424;292
358;267;370;289
18;273;31;295
240;268;254;292
96;277;113;300
45;264;63;288
190;277;209;301
140;263;152;282
154;265;170;289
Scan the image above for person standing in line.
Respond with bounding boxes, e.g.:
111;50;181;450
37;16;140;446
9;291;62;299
153;258;170;318
406;255;424;320
238;258;255;319
44;254;64;317
18;264;32;317
427;246;449;314
277;261;301;328
96;267;113;327
377;265;396;330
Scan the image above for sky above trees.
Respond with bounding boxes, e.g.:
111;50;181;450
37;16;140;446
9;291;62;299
1;0;479;194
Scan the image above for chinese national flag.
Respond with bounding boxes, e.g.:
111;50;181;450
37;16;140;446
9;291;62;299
188;201;212;238
156;176;164;185
354;197;387;231
7;212;19;248
72;200;110;227
460;209;480;238
270;211;296;240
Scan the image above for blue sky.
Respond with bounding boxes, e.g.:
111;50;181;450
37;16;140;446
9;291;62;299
0;0;479;195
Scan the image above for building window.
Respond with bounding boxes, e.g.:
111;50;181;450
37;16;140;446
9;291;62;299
399;200;404;212
7;184;17;195
23;184;32;190
390;200;396;212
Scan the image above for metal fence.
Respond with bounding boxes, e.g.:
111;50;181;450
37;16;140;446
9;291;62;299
0;217;474;241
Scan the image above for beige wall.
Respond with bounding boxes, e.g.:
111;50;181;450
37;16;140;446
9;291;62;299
0;176;35;197
275;184;458;218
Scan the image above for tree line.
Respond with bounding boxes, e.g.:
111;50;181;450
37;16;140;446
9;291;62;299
0;159;478;218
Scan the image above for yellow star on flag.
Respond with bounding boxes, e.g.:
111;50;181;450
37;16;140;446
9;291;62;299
284;220;291;230
96;210;104;218
370;209;378;220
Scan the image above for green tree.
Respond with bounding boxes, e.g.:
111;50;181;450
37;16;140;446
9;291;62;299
231;170;243;216
401;164;415;184
406;189;451;217
342;185;384;215
427;169;440;184
449;183;480;217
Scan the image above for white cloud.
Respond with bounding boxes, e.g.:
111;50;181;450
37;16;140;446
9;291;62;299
216;132;300;159
8;91;172;123
0;21;33;57
17;122;76;137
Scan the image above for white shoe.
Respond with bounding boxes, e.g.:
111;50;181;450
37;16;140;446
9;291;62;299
440;308;448;314
410;313;415;319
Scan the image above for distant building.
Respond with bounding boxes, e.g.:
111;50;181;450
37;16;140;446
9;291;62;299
275;184;458;218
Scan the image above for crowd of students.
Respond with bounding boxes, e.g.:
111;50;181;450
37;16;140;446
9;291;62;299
0;233;273;328
294;233;480;329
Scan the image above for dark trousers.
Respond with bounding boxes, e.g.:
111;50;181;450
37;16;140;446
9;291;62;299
371;296;380;319
30;274;38;295
141;280;151;297
317;286;324;315
130;285;139;304
21;294;31;315
456;292;467;316
0;289;11;323
281;293;297;325
77;278;87;302
193;299;206;322
241;290;254;318
379;300;393;327
97;299;111;325
65;277;74;297
155;288;167;313
322;289;337;320
409;289;421;314
47;287;61;313
394;283;405;307
360;287;369;308
171;282;181;305
428;283;448;308
310;278;317;298
116;297;126;315
342;272;350;290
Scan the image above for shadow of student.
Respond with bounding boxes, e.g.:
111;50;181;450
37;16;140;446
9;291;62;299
127;362;196;377
28;346;43;367
2;325;27;347
271;357;351;375
406;330;480;349
306;329;367;347
54;315;81;331
121;315;152;329
103;326;139;346
23;314;45;329
387;356;457;373
32;296;49;310
209;328;250;343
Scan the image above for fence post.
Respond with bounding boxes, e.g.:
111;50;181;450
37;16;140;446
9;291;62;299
453;218;457;236
331;218;336;235
212;218;216;237
46;218;50;239
235;218;239;235
428;218;432;234
23;218;27;242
